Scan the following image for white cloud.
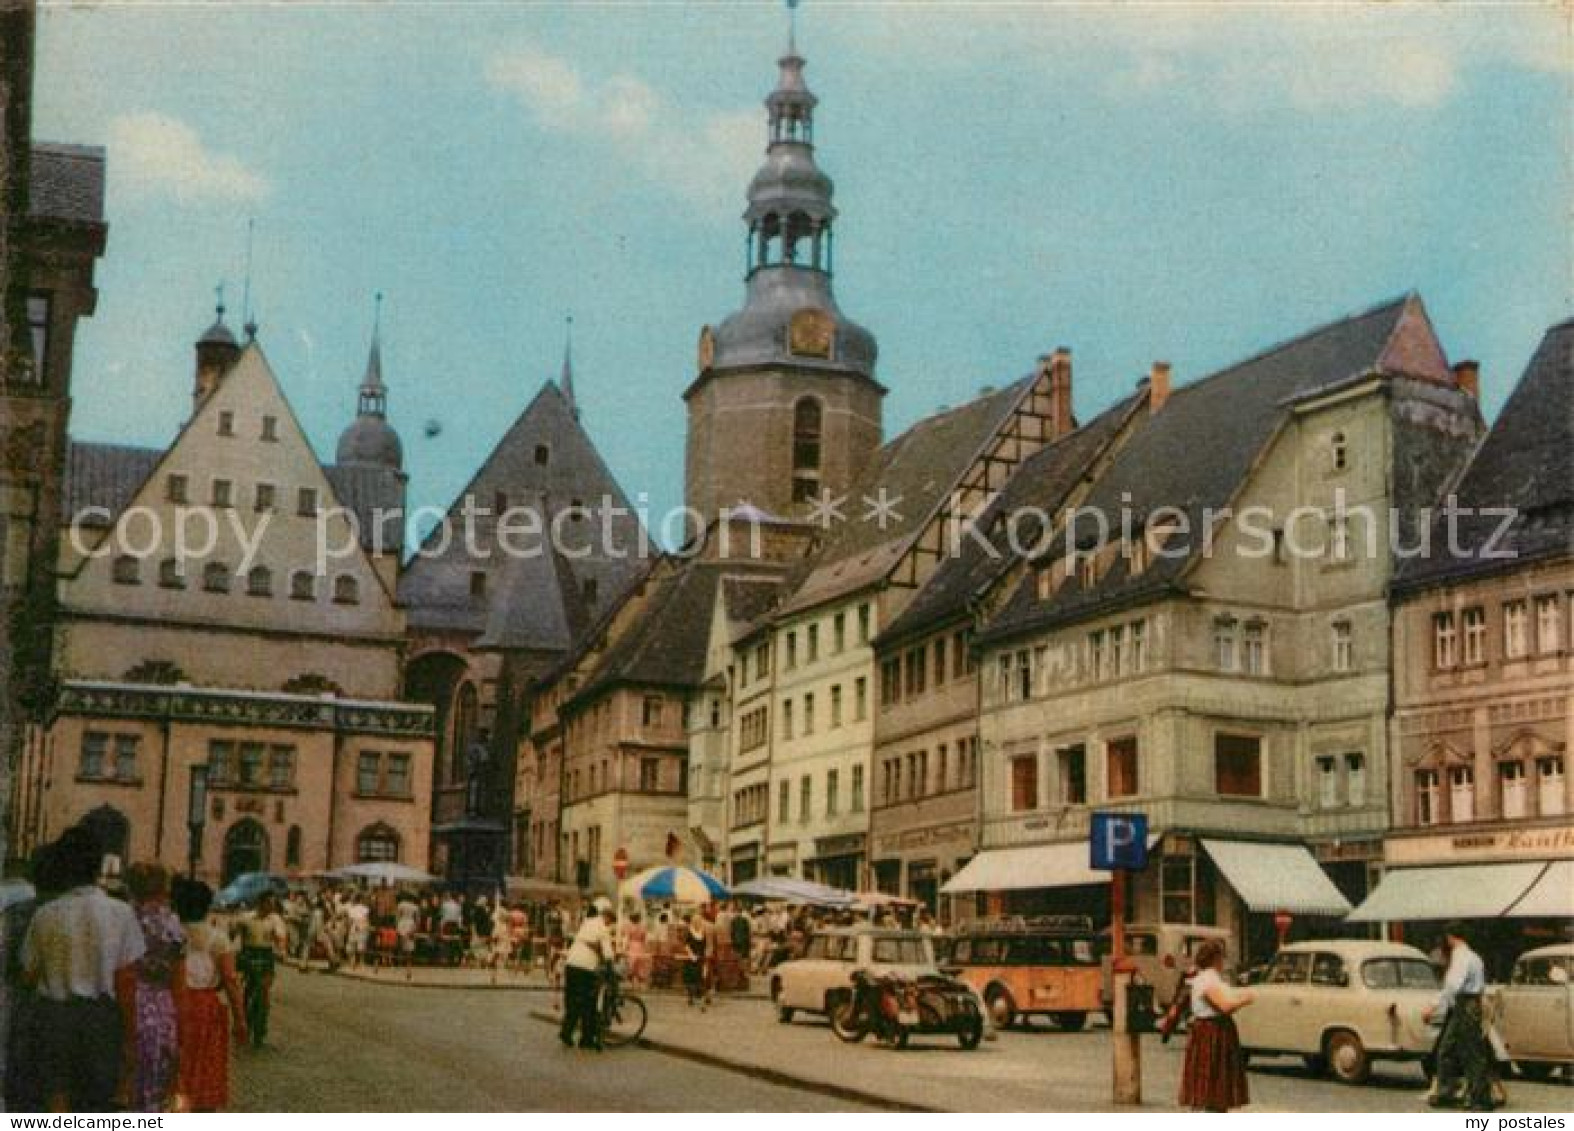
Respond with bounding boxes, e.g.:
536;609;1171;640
485;44;758;209
108;111;270;204
833;3;1568;115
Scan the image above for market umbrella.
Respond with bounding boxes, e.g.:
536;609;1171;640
629;864;729;903
329;861;438;885
732;876;857;907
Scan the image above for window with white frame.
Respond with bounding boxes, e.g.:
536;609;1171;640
1214;618;1238;672
1463;607;1486;665
1535;595;1561;655
1243;622;1266;675
1504;600;1529;659
1449;764;1475;823
1332;621;1353;673
1434;611;1458;668
1416;769;1441;825
1500;760;1528;820
1539;756;1566;817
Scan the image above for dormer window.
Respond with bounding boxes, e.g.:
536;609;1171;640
246;566;273;597
290;571;315;601
203;562;231;593
1331;431;1348;472
333;575;360;605
112;555;140;585
159;558;185;589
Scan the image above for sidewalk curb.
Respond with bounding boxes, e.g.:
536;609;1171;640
527;1009;939;1112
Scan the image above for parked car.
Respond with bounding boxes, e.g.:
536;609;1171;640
1098;922;1232;1011
771;928;940;1024
1234;940;1440;1085
948;915;1101;1030
1497;943;1573;1080
214;871;289;910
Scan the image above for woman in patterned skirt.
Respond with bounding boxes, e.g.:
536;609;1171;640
126;863;185;1112
172;879;246;1110
1179;939;1256;1112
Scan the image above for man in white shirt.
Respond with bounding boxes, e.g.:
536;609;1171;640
1424;923;1494;1111
559;899;615;1050
20;824;145;1112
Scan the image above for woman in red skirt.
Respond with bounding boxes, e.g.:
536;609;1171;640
1180;939;1256;1112
172;880;248;1111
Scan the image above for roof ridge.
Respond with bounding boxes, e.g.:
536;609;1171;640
1164;294;1410;403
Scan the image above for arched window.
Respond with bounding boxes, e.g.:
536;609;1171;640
290;570;315;601
246;565;272;597
202;562;230;593
791;397;823;503
112;555;140;585
332;575;359;604
221;819;269;885
285;824;303;869
356;822;400;863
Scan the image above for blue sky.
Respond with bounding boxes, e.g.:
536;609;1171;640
35;2;1571;535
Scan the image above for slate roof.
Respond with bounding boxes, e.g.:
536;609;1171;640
1395;318;1574;591
776;378;1033;615
62;440;403;552
29;143;106;226
879;390;1146;648
568;560;783;705
399;380;646;645
982;295;1444;643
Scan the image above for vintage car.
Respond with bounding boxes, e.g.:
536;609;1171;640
1099;922;1232;1011
770;928;940;1024
1233;940;1440;1085
1497;943;1573;1080
948;916;1102;1030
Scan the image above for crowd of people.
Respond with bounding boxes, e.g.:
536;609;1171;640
2;822;249;1113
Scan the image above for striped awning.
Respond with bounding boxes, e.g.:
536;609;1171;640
1200;839;1352;918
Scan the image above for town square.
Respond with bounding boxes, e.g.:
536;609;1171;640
0;0;1569;1116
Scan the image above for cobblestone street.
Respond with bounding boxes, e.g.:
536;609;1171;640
235;969;1572;1112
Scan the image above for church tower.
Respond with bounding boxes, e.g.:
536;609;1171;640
683;31;882;527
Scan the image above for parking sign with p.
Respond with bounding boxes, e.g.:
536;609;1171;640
1090;811;1149;871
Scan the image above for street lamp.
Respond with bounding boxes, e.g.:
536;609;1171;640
187;763;209;879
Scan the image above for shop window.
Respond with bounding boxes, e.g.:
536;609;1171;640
356;823;400;863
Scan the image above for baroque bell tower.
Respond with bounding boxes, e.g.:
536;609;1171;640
683;27;883;528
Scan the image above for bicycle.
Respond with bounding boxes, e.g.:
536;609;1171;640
597;966;648;1047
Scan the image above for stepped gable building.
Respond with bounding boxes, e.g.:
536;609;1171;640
1351;319;1573;964
399;364;647;886
11;314;435;883
961;295;1482;964
683;38;882;529
0;0;108;869
869;380;1148;908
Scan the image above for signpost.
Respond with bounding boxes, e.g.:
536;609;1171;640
612;847;630;927
1091;812;1150;1106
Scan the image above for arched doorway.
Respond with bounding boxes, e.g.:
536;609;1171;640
404;650;469;786
222;819;269;884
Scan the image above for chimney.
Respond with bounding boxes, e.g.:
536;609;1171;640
1148;361;1172;414
1040;346;1074;438
1452;359;1480;400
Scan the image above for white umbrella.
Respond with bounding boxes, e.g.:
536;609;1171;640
329;861;438;885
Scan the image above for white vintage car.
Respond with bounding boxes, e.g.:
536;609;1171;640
1234;940;1440;1085
1498;943;1573;1080
770;928;938;1024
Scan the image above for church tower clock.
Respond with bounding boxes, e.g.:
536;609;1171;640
683;35;883;528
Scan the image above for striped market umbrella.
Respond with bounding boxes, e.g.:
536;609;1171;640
629;864;729;903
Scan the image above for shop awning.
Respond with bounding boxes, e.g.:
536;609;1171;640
1346;861;1546;923
1504;860;1574;919
1200;839;1352;917
942;839;1130;895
